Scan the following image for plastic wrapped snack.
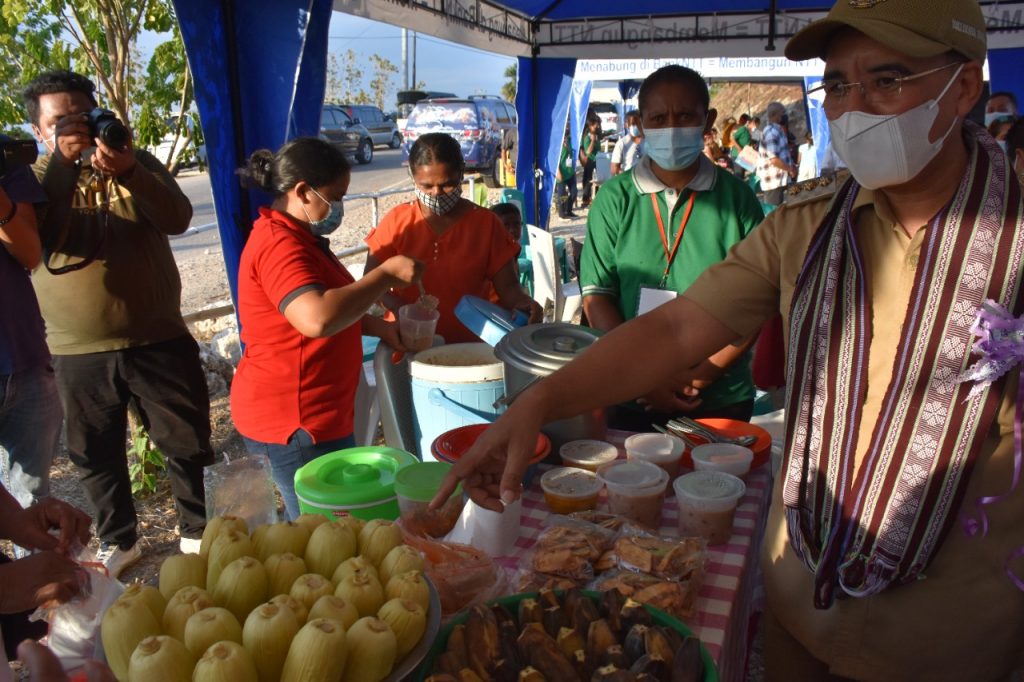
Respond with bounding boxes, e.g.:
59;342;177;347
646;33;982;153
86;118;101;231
525;517;617;581
402;533;509;616
613;534;705;581
590;569;700;620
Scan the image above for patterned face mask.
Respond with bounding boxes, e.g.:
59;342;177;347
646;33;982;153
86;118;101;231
415;185;462;215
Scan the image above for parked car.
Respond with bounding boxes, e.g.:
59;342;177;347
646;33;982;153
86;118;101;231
401;95;517;188
339;104;402;149
148;114;207;174
590;101;620;138
320;105;374;164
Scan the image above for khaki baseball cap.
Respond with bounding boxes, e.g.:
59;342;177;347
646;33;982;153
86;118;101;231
785;0;987;63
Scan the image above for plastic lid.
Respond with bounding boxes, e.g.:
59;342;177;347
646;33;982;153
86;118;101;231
560;440;619;466
540;467;603;499
294;447;418;507
598;460;669;494
494;323;602;376
624;433;684;464
673;471;746;512
691;443;754;470
394;462;461;502
455;295;529;346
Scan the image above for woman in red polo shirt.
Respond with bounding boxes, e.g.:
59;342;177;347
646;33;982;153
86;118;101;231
364;133;541;343
233;137;421;519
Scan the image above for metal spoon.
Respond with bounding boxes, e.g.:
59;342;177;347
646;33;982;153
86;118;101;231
416;282;438;311
651;423;700;449
667;417;759;447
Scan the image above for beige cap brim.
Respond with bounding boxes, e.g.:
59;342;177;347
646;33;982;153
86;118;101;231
785;17;952;62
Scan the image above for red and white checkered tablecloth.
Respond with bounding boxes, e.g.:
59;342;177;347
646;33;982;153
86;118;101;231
491;432;773;682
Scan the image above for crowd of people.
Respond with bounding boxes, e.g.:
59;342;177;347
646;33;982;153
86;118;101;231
3;0;1024;678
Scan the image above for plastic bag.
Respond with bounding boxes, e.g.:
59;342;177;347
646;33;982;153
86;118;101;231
32;548;124;671
522;516;617;582
612;533;705;582
401;533;509;617
589;569;700;620
204;454;278;529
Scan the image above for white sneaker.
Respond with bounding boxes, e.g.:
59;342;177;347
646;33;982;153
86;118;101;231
96;542;143;579
179;536;202;554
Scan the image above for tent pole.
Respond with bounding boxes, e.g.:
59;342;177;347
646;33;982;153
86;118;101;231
766;0;777;51
530;49;541;228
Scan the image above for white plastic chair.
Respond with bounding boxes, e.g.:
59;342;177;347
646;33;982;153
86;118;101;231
526;224;582;323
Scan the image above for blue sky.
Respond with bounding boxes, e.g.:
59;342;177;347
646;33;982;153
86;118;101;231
327;13;513;101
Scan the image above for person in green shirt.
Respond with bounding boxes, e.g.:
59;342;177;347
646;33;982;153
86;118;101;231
580;65;764;430
579;114;601;207
555;130;577;219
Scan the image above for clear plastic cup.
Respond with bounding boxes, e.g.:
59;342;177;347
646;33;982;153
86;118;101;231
673;471;746;545
690;443;754;479
399;303;440;351
598;460;670;528
540;467;603;514
624;432;685;479
394;462;464;537
559;439;619;472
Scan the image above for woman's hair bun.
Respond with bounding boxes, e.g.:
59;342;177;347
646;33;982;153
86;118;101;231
239;149;276;191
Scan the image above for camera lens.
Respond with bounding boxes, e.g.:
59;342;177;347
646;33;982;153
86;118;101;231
97;119;129;150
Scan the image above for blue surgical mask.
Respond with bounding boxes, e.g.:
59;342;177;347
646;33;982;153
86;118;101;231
628;125;642;138
998;139;1009;153
303;188;344;236
985;111;1015;127
643;125;705;171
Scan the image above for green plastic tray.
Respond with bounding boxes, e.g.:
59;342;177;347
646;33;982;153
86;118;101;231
413;589;719;682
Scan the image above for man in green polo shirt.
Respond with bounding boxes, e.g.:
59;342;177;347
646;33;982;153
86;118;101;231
580;64;764;429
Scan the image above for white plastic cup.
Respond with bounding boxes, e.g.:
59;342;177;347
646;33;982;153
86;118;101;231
624;432;685;479
399;303;440;351
598;460;670;528
560;439;619;472
673;471;746;545
690;443;754;478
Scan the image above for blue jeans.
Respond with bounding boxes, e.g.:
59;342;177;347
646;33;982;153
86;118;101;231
243;430;355;521
0;365;62;508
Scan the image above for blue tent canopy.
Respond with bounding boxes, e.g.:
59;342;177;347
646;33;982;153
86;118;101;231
173;0;1024;308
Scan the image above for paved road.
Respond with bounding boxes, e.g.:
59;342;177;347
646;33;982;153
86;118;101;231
171;147;410;261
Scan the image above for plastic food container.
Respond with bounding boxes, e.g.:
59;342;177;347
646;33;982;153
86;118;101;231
673;471;746;545
394;462;464;537
399;303;440;351
559;439;619;472
539;467;603;514
294;447;418;521
598;460;670;527
690;443;754;478
624;433;685;479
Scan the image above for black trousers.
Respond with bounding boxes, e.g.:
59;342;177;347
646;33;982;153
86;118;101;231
556;179;577;217
581;160;597;204
53;335;214;547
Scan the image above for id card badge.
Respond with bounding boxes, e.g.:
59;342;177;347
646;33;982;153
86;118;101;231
637;287;677;316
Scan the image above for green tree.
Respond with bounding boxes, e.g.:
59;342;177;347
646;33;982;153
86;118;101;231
368;54;398;111
501;63;516;102
0;0;199;170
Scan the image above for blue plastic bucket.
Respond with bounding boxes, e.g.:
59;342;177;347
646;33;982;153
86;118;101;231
409;343;504;461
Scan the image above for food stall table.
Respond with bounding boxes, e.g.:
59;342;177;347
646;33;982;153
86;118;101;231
496;457;772;682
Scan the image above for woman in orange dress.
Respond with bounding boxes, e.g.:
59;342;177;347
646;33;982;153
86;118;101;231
364;133;541;343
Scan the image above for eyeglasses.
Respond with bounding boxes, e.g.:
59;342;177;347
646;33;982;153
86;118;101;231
808;61;963;104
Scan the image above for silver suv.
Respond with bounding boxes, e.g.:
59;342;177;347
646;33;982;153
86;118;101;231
320;105;374;164
340;104;402;149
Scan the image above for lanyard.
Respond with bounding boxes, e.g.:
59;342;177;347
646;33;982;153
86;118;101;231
650;191;696;287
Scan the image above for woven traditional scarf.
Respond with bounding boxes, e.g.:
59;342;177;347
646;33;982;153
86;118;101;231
783;124;1024;609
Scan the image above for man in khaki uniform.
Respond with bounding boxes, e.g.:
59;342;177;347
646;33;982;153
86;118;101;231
434;1;1024;679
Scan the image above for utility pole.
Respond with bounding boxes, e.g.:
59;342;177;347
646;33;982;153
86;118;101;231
412;32;417;89
401;28;408;91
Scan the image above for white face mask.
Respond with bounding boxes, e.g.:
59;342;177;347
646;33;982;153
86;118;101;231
828;64;963;190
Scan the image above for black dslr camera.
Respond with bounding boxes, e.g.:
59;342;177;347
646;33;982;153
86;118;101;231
0;139;38;178
87;107;129;150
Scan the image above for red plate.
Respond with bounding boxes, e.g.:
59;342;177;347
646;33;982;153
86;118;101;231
431;424;551;465
679;418;773;470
